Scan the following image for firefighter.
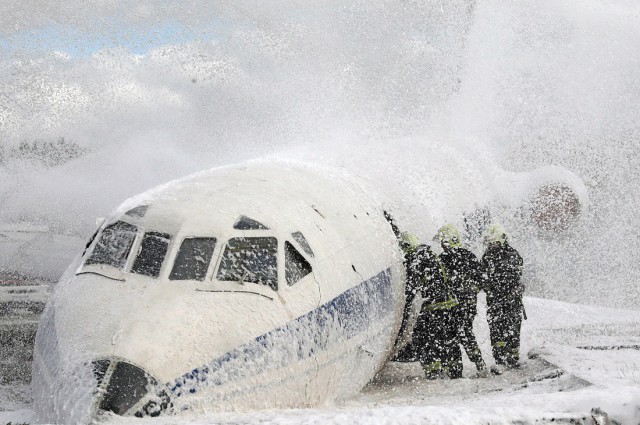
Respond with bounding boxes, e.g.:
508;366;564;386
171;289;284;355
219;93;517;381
481;224;524;371
411;244;460;379
392;231;422;361
383;210;420;344
435;224;488;378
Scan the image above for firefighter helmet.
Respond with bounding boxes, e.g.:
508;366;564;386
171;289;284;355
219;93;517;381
434;224;462;248
483;224;509;245
399;231;420;252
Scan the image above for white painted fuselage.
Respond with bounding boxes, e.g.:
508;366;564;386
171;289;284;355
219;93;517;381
31;162;405;423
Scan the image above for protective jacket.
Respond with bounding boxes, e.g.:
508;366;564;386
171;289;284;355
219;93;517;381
482;242;524;315
412;247;442;300
439;247;483;313
394;241;422;350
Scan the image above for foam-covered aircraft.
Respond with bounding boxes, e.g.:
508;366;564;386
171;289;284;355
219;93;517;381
31;162;407;423
30;160;588;423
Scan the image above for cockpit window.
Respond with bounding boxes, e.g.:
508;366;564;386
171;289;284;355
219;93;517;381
285;241;312;286
131;232;171;278
169;237;217;281
233;216;269;230
82;227;100;257
85;221;137;269
216;237;278;290
125;205;148;218
291;231;314;258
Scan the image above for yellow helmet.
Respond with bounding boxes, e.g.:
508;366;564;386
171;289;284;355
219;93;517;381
399;231;420;252
434;224;462;248
483;224;509;245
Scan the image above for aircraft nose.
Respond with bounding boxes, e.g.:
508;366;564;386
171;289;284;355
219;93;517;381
92;359;172;418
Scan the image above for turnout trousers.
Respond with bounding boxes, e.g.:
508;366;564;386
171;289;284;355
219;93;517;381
457;301;486;371
487;307;523;367
413;308;460;378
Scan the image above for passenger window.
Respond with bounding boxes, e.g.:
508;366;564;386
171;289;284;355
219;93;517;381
216;237;278;290
285;241;312;286
131;232;171;278
169;237;217;281
85;221;137;269
291;231;314;258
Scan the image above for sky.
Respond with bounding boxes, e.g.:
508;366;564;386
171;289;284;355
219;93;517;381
0;21;200;57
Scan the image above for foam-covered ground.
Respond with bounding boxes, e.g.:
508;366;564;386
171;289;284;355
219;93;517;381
2;295;638;424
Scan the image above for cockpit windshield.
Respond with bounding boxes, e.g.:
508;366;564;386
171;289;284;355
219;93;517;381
169;237;217;281
85;221;137;269
216;237;278;290
131;232;171;278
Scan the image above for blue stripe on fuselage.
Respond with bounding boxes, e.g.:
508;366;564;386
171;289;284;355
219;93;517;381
169;268;394;396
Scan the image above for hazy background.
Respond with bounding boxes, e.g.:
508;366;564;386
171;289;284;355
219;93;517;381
1;0;639;309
